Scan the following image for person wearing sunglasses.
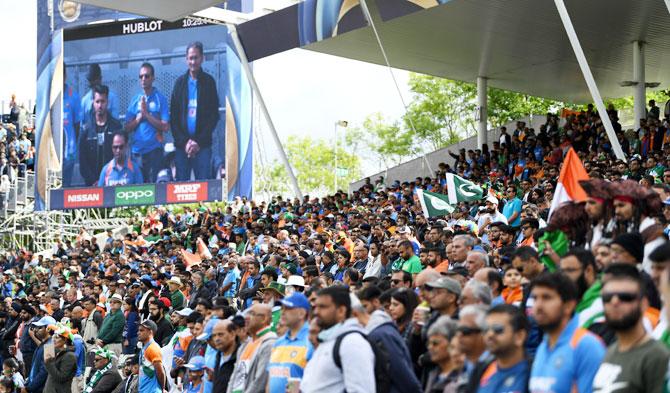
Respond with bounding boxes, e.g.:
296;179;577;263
592;263;670;393
455;304;488;379
124;62;169;183
467;304;530;393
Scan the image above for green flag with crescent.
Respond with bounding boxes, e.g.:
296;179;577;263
416;189;455;218
445;173;485;204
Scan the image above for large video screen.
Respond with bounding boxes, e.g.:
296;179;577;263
48;18;252;209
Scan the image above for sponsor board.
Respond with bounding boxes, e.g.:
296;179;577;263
63;188;104;208
115;184;156;205
167;182;208;203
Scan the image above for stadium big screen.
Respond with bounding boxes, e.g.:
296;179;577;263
48;18;252;209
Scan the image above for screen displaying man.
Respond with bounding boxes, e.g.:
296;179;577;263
98;132;143;186
78;84;123;186
170;41;220;181
125;62;169;183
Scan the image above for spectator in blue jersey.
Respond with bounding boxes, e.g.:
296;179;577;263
170;41;220;181
502;186;523;228
125;62;169;183
529;272;605;393
78;84;123;186
97;132;143;187
62;65;80;187
79;63;119;122
467;304;530;393
267;292;313;393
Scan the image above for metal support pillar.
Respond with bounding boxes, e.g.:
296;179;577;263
553;0;626;160
476;76;488;149
228;25;303;199
633;41;646;129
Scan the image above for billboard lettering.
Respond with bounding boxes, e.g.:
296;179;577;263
122;20;164;35
115;185;156;205
167;182;208;203
63;188;104;208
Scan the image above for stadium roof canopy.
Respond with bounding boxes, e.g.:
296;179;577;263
75;0;670;103
301;0;670;103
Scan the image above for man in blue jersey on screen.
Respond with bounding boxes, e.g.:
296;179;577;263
98;131;143;187
529;272;605;393
125;62;169;183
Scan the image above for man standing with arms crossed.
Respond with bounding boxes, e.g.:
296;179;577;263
170;41;220;181
125;62;169;183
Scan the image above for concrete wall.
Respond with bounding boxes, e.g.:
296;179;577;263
349;115;546;191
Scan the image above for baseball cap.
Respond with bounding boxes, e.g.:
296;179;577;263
397;226;411;234
197;317;219;341
184;355;206;371
175;307;194;317
139;320;158;334
279;292;310;312
109;293;123;303
425;277;462;296
32;316;57;327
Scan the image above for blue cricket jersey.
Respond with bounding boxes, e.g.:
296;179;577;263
126;87;169;154
477;359;530;393
529;315;605;393
267;322;314;393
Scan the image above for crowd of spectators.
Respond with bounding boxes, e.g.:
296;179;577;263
0;95;35;187
0;101;668;393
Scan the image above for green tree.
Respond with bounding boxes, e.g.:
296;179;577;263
356;113;416;168
487;88;562;127
403;74;477;150
255;135;362;196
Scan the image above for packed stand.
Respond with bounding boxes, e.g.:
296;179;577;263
1;102;670;393
1;94;35;186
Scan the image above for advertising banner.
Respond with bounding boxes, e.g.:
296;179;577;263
114;184;156;206
49;179;223;210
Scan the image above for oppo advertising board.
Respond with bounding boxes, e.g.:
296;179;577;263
46;17;252;209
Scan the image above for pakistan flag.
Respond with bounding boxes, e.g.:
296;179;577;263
445;173;485;203
416;189;455;218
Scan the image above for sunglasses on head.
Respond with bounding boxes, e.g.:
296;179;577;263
602;291;640;304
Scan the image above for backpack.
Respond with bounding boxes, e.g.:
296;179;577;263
333;330;391;393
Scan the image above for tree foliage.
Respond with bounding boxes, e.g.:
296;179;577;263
256;135;362;196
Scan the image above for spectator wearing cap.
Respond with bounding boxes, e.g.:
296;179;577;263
148;299;174;347
267;293;313;393
138;319;167;393
259;282;286;333
25;316;56;393
84;347;121;393
96;293;125;361
477;195;508;241
183;355;206;393
44;324;78;393
227;304;277;393
167;276;185;311
117;353;140;393
18;304;38;375
610;232;662;312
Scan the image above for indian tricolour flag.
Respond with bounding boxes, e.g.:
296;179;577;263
548;148;589;218
416;189;455;218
